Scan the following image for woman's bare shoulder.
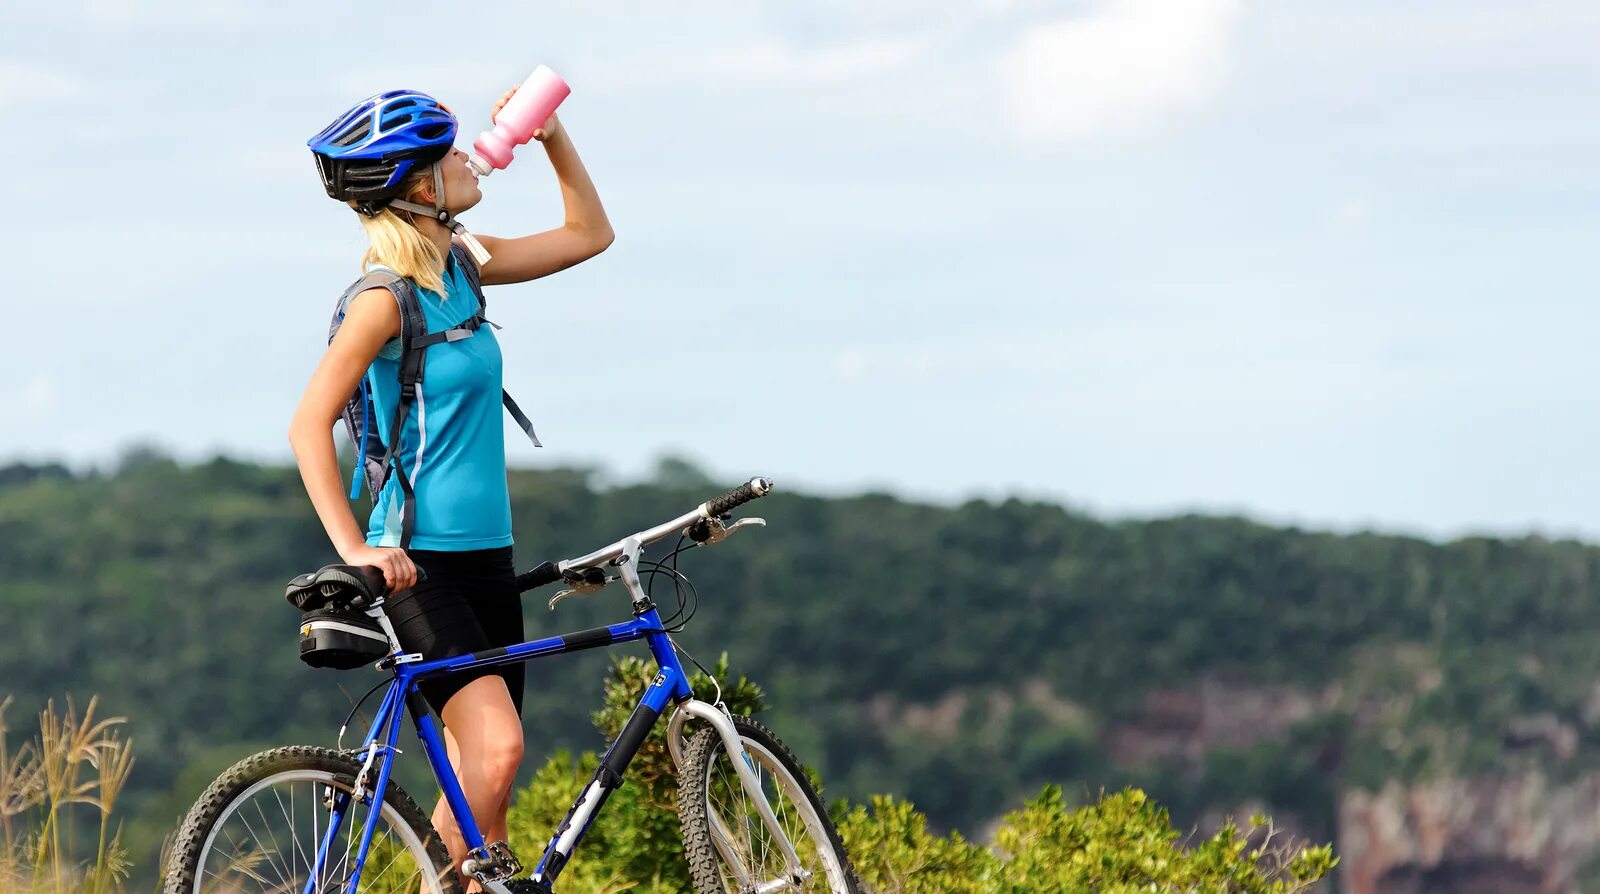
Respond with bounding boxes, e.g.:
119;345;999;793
338;287;403;342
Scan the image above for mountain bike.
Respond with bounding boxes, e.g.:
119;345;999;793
163;478;862;894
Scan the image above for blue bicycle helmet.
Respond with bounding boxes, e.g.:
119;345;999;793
309;90;458;214
309;89;491;263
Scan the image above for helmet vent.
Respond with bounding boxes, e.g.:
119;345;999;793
332;118;372;148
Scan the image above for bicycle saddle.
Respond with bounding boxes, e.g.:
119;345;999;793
285;564;388;612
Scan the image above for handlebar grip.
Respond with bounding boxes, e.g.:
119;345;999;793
515;561;562;593
357;565;389;599
366;564;425;595
704;477;774;518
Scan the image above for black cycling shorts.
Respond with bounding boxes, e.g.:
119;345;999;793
380;546;525;719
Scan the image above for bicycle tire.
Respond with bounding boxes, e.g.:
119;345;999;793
677;715;863;894
163;744;461;894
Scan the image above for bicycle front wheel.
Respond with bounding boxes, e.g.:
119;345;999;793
677;715;862;894
163;745;459;894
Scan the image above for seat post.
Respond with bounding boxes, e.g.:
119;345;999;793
362;598;407;654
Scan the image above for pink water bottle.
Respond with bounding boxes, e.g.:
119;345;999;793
467;65;571;176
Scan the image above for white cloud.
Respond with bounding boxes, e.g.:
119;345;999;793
697;36;934;84
1280;2;1600;54
19;375;55;415
0;61;88;107
217;146;317;189
1001;0;1244;144
333;62;511;106
1333;198;1372;230
835;350;871;381
831;339;1072;383
78;0;262;30
584;35;936;96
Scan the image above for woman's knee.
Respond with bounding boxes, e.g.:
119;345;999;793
479;736;524;788
441;676;525;786
466;723;524;783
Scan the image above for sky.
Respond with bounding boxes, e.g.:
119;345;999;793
2;0;1597;540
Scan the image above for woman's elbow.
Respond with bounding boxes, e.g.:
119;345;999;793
286;412;325;450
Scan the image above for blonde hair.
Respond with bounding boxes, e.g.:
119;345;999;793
353;169;447;294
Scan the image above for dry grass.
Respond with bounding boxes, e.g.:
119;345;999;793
1;694;139;893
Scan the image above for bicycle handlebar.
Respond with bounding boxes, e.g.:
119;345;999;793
514;560;562;593
705;477;773;518
515;477;773;594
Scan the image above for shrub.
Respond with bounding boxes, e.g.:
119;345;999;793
502;659;1336;892
840;785;1335;893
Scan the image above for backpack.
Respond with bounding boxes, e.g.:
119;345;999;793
328;242;540;550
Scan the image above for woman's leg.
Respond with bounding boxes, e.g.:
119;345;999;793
431;734;519;850
429;675;525;892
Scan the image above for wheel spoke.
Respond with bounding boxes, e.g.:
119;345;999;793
246;799;297;886
271;784;307;883
312;783;323;890
177;763;443;894
223;825;285;890
691;726;852;893
757;761;772;876
712;749;759;887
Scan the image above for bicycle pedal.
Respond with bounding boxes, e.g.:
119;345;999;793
502;878;554;894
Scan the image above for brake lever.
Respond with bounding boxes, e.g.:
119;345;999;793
689;516;767;546
548;569;614;611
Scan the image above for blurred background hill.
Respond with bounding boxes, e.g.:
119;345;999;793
4;452;1596;891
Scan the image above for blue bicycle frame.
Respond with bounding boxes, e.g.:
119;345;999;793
309;601;691;893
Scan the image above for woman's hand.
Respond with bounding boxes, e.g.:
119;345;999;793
490;85;562;142
531;111;562;142
339;543;419;594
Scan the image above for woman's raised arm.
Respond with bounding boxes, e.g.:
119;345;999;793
473;110;615;286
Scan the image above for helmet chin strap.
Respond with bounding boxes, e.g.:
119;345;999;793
389;161;492;267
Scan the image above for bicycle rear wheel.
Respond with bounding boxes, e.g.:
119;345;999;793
163;745;459;894
677;715;862;894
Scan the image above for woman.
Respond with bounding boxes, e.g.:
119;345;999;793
287;86;612;891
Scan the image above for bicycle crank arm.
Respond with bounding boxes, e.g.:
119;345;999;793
469;873;551;893
490;879;554;893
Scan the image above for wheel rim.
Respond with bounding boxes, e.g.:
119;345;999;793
192;769;447;894
701;737;849;893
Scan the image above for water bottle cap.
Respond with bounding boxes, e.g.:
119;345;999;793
467;154;493;176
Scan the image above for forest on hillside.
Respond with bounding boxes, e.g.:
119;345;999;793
1;450;1596;884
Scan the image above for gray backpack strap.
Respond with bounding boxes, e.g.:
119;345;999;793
330;270;407;501
330;271;432;549
381;280;431;550
451;242;483;298
448;242;543;448
329;269;404;340
502;392;542;447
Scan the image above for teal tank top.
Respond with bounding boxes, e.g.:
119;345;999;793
363;251;514;550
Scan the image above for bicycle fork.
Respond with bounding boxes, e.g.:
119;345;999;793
306;684;420;894
666;701;812;891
